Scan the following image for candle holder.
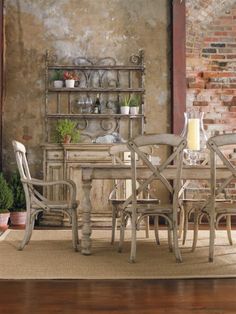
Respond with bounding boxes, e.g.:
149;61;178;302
181;111;208;165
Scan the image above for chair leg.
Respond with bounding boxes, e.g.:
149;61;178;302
72;208;79;252
129;213;137;263
182;207;189;245
25;216;35;245
178;205;184;239
226;215;233;246
154;216;160;245
209;213;215;262
172;216;182;263
145;216;150;238
19;210;33;250
111;207;117;245
192;210;200;252
118;212;125;253
167;222;173;252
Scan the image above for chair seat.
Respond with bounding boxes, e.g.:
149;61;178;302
125;203;173;214
110;198;160;205
215;202;236;211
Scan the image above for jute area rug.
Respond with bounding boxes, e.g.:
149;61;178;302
1;229;236;279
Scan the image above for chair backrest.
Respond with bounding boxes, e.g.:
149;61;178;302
109;144;153;200
126;133;187;208
207;133;236;200
12;140;31;181
12;140;33;206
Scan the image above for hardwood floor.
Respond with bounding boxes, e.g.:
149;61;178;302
0;279;236;313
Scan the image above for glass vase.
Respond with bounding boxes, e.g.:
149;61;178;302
181;111;208;165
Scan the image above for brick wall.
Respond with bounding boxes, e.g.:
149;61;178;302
186;2;236;138
185;1;236;203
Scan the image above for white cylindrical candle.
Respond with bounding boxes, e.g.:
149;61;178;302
187;118;200;150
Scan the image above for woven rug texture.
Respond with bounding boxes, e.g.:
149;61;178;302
0;229;236;279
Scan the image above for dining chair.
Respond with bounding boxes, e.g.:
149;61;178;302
179;153;210;248
207;133;236;262
108;144;160;245
118;133;186;263
12;140;79;251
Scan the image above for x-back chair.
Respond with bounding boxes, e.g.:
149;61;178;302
12;140;79;251
119;133;186;263
108;144;160;245
207;133;236;262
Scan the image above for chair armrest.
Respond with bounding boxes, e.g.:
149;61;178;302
21;178;77;203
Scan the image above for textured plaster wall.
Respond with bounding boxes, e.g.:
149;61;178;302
3;0;171;176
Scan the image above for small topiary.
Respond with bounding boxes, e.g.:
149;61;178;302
9;171;26;212
0;173;13;213
55;119;80;143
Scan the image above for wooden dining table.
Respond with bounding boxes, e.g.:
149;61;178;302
80;164;230;255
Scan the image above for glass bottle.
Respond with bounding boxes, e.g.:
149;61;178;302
93;93;101;114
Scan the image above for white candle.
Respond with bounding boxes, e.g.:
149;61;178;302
187;118;200;150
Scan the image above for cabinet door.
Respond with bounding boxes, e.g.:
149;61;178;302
46;162;64;201
66;163;112;215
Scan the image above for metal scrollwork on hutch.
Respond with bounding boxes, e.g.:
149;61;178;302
44;49;146;143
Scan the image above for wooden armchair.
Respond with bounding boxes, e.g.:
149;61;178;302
120;133;186;263
12;140;79;251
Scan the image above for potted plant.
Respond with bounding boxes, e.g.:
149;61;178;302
63;71;80;88
9;171;26;227
120;96;131;114
55;119;80;143
0;173;13;231
51;70;64;88
129;95;141;115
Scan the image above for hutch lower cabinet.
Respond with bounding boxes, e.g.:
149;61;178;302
41;143;113;227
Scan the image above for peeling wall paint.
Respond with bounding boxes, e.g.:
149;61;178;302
3;0;171;176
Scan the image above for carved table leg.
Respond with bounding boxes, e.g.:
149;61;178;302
81;179;92;255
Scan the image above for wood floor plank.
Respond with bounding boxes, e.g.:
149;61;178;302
0;279;236;314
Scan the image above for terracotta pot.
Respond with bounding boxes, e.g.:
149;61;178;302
0;212;10;231
63;135;72;144
10;211;27;227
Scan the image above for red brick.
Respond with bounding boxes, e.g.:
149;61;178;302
203;71;236;79
210;55;226;59
223;99;236;106
227;55;236;59
222;112;236;119
214;31;228;36
188;82;205;89
203;119;215;124
193;101;208;106
222;84;236;89
204;37;218;42
206;83;222;89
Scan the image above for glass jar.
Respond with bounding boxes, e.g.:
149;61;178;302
181;111;208;165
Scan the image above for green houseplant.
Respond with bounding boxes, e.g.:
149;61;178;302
9;171;27;227
55;119;80;144
51;70;64;88
129;95;141;115
0;173;13;231
120;96;131;114
63;71;80;88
